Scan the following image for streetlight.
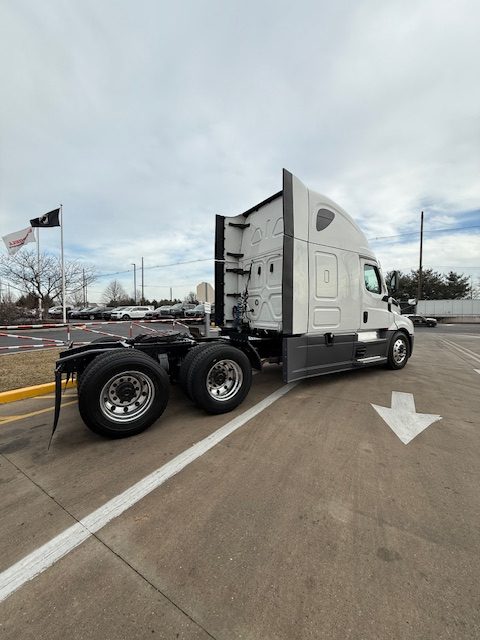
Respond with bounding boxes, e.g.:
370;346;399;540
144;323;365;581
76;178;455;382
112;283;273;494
131;263;137;304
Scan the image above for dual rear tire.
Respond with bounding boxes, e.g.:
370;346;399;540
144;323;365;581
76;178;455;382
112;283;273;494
179;343;252;414
77;342;252;439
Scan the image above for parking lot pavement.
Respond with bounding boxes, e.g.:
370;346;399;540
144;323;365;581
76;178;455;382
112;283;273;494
0;321;194;352
1;331;480;639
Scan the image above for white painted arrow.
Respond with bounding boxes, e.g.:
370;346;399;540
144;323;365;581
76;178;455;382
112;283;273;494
371;392;442;445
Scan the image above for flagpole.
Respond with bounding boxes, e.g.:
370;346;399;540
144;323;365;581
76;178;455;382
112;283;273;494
60;204;66;324
37;227;42;319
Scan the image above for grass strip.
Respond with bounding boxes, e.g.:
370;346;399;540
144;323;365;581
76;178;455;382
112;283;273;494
0;349;61;393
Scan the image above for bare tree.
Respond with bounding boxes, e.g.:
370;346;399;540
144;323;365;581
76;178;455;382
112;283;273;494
185;291;199;304
102;279;128;305
0;249;96;316
68;289;86;307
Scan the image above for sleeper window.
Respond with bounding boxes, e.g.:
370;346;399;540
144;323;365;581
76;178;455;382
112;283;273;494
364;264;382;294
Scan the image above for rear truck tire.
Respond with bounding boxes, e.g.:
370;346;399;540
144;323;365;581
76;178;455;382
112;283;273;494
178;343;215;398
78;350;169;438
387;331;410;370
186;343;252;414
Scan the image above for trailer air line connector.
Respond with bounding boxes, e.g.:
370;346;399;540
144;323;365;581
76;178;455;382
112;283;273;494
232;263;252;331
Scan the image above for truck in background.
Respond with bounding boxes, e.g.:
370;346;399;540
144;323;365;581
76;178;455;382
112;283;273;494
52;170;414;440
417;299;480;322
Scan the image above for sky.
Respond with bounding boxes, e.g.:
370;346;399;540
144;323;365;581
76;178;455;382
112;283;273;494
0;0;479;303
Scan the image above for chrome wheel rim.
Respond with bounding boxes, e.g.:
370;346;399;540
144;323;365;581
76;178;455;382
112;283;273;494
100;370;155;423
392;338;407;365
206;359;243;401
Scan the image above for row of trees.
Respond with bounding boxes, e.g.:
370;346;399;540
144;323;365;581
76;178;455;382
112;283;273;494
0;251;200;314
387;269;476;300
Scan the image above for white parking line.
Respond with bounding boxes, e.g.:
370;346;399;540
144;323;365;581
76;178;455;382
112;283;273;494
0;382;298;603
441;339;480;365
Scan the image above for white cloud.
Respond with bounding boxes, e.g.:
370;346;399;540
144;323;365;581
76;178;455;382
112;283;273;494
1;0;479;302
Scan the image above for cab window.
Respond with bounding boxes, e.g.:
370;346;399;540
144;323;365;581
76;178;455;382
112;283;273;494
364;264;382;294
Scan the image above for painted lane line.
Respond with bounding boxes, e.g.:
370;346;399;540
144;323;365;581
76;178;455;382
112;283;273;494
475;370;480;375
0;382;298;603
31;394;77;400
441;339;480;365
0;401;78;426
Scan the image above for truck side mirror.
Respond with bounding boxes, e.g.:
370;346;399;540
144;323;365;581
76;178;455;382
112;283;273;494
387;271;399;294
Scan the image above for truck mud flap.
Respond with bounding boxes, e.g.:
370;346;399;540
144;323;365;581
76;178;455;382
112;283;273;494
48;366;65;449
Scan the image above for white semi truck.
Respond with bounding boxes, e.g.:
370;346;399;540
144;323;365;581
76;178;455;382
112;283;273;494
52;170;414;440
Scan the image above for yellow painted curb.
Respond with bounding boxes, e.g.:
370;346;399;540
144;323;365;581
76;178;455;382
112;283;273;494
0;380;77;405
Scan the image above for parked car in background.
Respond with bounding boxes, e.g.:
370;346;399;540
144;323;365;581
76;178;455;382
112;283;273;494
158;303;181;318
144;306;171;320
16;307;37;319
77;306;106;320
48;306;72;318
102;306;127;320
69;307;91;320
171;303;196;318
110;306;153;320
158;303;179;317
403;314;437;327
185;304;205;318
159;303;196;318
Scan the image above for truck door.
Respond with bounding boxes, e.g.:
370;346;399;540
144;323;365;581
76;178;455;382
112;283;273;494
360;259;391;330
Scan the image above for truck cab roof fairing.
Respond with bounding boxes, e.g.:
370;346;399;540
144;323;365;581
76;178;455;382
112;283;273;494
282;169;372;254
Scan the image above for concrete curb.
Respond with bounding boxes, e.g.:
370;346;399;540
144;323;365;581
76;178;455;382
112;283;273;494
0;380;77;405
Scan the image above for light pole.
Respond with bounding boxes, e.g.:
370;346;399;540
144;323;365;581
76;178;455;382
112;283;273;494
131;263;137;304
416;210;424;309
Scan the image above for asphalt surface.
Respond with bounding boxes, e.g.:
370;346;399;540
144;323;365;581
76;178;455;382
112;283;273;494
0;328;480;639
0;320;201;352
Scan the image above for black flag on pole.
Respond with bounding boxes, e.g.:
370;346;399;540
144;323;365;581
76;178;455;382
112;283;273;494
30;208;60;228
